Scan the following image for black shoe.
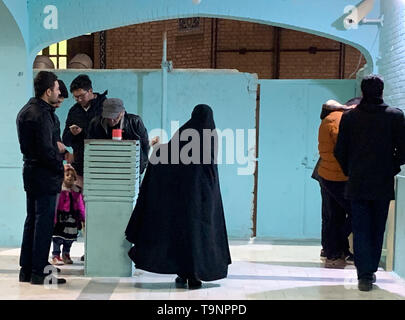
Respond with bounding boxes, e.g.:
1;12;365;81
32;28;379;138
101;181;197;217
81;255;85;262
175;276;187;288
325;258;346;269
358;279;373;292
188;278;202;290
30;273;66;285
320;249;326;260
19;269;31;283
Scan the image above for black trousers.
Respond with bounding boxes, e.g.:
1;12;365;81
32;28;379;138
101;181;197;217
19;193;57;276
319;177;352;259
351;199;390;281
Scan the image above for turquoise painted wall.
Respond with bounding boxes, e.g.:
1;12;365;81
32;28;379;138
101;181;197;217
395;177;405;279
257;80;357;240
0;1;30;247
379;0;405;279
29;69;257;241
2;0;29;46
3;0;403;258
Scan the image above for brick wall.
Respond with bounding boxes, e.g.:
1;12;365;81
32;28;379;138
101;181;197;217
344;45;367;79
378;1;405;280
216;19;273;78
93;32;101;68
379;1;405;110
92;18;366;79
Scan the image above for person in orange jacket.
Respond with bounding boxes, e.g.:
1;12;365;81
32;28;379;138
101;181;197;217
317;97;361;268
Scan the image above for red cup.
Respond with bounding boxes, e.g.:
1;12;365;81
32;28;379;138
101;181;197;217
112;129;122;140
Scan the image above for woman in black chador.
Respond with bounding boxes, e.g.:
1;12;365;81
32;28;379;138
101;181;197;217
125;104;231;289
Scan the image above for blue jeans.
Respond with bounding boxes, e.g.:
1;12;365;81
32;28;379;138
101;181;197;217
52;237;74;256
351;199;390;281
20;193;57;276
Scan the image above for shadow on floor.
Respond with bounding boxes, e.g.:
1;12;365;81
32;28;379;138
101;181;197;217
228;273;397;284
246;285;405;300
0;269;18;274
59;267;85;276
128;281;221;290
251;261;325;268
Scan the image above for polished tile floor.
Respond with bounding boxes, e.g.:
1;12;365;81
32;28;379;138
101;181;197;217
1;239;405;300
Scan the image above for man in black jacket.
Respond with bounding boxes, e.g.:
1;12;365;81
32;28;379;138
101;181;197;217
335;75;405;291
87;98;150;174
62;75;107;187
16;71;67;285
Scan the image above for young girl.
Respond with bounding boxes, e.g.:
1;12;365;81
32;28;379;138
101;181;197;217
51;165;85;265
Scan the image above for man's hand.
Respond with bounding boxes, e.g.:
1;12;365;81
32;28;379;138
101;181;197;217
57;141;66;154
69;124;83;136
65;152;74;163
150;136;160;147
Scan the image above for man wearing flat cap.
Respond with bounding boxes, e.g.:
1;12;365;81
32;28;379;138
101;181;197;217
87;98;150;174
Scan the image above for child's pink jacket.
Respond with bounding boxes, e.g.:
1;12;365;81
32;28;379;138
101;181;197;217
55;185;85;224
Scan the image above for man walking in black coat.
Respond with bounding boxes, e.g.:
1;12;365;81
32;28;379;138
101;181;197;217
16;71;67;285
335;75;405;291
62;75;107;188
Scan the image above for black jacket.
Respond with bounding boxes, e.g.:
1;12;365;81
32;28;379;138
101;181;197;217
52;109;67;163
62;91;107;175
334;98;405;200
125;104;231;281
87;113;150;174
16;98;64;195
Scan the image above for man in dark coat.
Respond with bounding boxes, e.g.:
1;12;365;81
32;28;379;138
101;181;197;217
62;74;107;187
87;98;150;174
335;75;405;291
16;71;66;285
125;104;232;289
